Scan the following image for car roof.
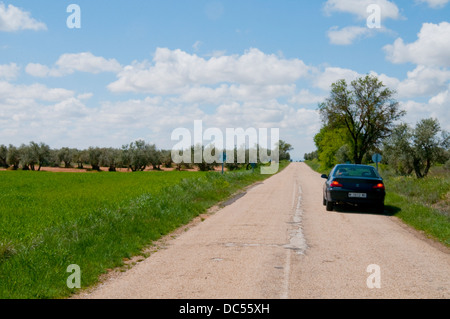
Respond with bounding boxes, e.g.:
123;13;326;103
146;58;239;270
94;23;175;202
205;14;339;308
334;164;374;168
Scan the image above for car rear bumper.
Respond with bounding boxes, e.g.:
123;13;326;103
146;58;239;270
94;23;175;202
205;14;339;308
327;189;385;205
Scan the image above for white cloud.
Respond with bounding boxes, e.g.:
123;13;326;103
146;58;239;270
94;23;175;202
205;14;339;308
396;65;450;98
288;89;326;105
312;66;361;91
429;88;450;105
55;52;122;75
176;83;296;105
416;0;450;8
327;26;373;45
108;48;311;94
25;63;50;77
400;91;450;131
0;2;47;32
323;0;401;20
384;22;450;67
0;63;20;80
26;52;122;77
0;81;74;102
0;81;89;147
77;93;93;100
324;0;399;45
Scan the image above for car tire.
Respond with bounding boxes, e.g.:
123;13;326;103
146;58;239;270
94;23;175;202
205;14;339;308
323;194;326;206
326;200;334;211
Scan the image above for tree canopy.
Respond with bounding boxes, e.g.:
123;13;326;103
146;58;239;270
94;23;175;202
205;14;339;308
318;74;405;164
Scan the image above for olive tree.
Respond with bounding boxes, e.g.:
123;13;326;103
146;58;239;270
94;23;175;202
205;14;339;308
383;118;449;178
58;147;75;168
29;142;51;171
6;145;20;170
0;145;8;168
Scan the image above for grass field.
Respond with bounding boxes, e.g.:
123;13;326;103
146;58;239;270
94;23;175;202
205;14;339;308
381;165;449;247
304;160;450;247
0;164;286;299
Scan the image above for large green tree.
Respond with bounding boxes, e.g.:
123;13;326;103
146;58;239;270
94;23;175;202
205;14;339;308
313;125;349;169
318;74;404;164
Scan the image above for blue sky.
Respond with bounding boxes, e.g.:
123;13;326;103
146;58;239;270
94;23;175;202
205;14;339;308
0;0;449;160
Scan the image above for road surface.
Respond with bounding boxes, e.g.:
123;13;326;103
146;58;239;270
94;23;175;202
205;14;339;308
76;162;449;299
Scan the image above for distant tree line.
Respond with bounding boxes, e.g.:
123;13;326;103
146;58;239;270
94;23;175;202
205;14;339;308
304;74;449;178
0;139;293;172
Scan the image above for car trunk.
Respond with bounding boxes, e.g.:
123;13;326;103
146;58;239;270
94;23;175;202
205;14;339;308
334;177;382;191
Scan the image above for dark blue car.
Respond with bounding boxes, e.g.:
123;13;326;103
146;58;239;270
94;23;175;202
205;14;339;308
321;164;385;212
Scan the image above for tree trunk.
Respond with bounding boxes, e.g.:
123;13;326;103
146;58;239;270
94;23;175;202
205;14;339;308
413;158;424;179
422;159;432;178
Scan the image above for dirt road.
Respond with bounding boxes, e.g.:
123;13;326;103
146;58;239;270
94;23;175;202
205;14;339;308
77;162;449;299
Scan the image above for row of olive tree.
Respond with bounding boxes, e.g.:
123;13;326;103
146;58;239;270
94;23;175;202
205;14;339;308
0;141;172;172
0;139;292;172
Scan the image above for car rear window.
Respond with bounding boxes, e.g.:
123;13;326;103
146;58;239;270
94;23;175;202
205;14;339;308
333;166;379;178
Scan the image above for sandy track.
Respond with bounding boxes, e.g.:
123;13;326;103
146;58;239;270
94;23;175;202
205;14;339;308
76;162;449;299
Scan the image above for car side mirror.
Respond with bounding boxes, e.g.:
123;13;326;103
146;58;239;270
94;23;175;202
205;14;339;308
321;174;328;179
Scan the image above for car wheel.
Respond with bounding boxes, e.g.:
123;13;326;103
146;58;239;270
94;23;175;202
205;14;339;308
322;194;326;206
326;200;334;211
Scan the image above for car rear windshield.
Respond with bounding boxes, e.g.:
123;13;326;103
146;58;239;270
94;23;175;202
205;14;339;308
333;165;379;178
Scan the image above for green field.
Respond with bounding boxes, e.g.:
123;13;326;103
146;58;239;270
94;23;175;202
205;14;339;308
0;165;285;299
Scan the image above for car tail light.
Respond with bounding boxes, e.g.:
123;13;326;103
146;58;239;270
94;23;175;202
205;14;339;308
330;181;343;188
373;183;385;190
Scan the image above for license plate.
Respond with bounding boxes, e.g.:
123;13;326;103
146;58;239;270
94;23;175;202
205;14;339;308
348;193;367;198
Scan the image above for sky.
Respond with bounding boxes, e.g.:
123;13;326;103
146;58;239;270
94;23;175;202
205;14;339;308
0;0;449;160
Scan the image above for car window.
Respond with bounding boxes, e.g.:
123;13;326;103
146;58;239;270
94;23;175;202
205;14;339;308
333;166;378;178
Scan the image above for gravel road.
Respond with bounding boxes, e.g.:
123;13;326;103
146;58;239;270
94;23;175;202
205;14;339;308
76;162;449;299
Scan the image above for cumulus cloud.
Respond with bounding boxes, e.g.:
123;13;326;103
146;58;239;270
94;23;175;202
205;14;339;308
108;48;311;95
384;22;450;67
25;63;50;77
312;66;361;91
327;26;373;45
26;52;122;77
323;0;401;20
400;92;450;130
0;2;47;32
0;63;20;80
396;65;450;98
0;81;89;146
288;89;326;106
0;81;74;102
324;0;400;45
416;0;450;8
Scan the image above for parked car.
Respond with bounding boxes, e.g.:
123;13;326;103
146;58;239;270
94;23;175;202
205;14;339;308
321;164;385;212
